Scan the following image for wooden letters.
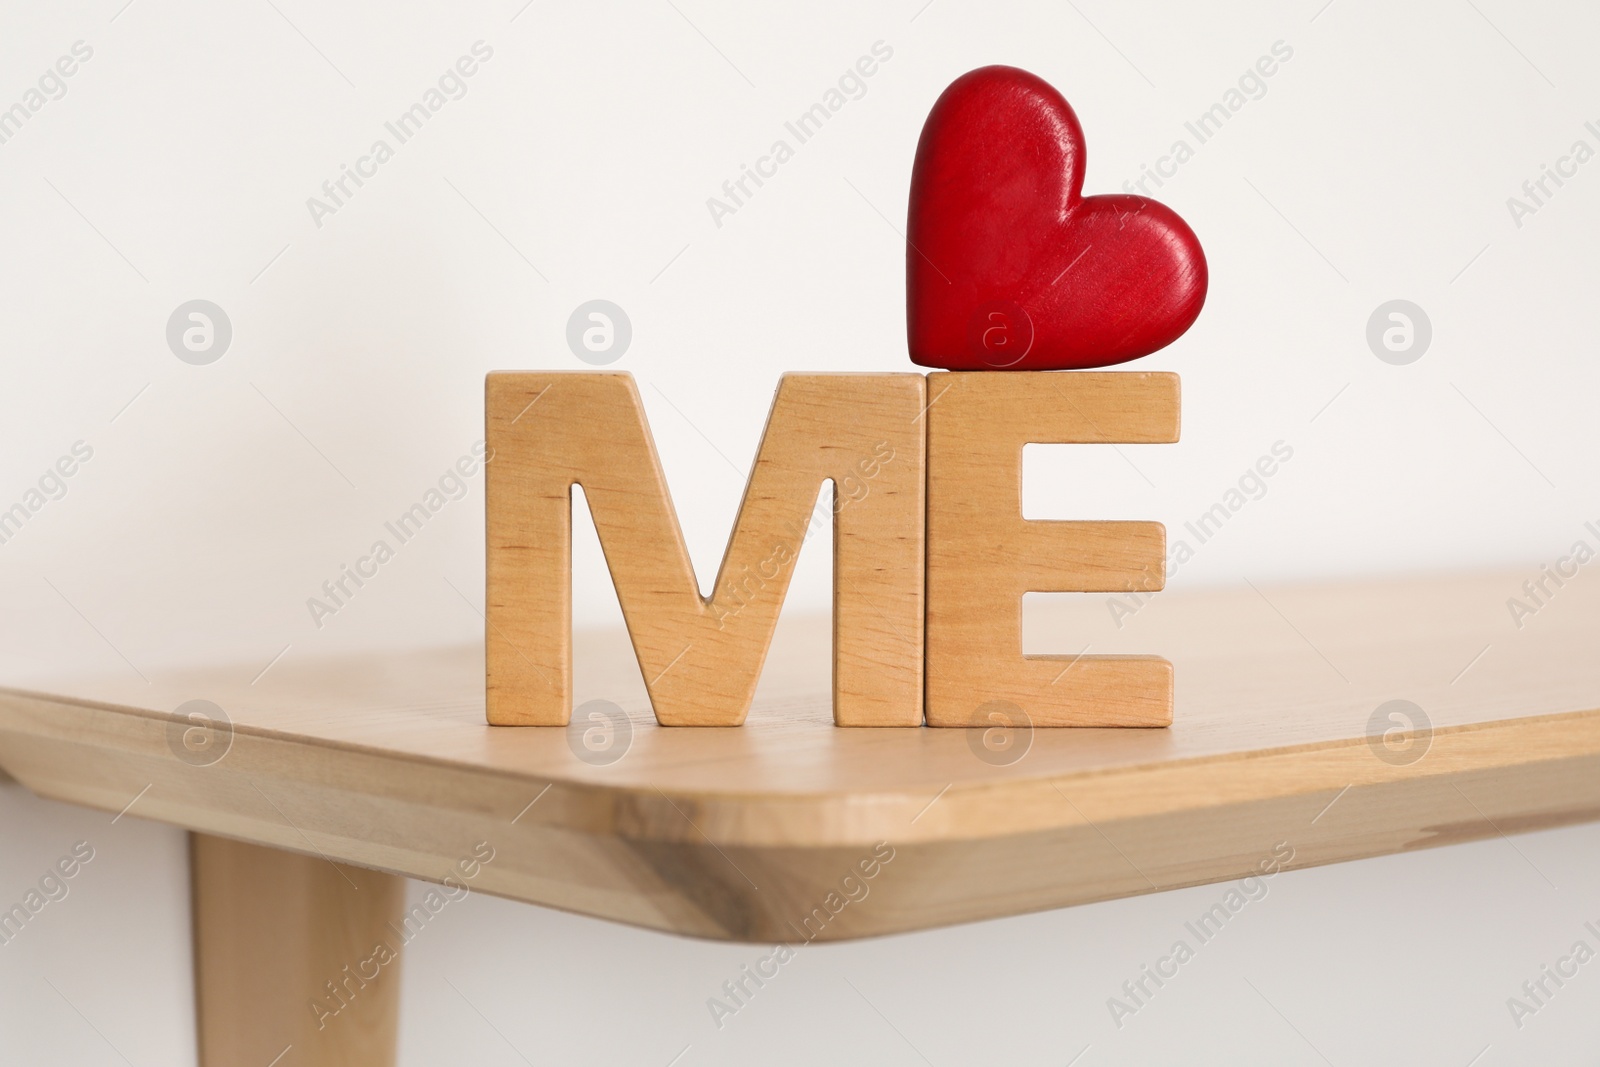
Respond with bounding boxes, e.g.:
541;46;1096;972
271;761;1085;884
485;372;926;727
486;370;1178;728
924;372;1179;727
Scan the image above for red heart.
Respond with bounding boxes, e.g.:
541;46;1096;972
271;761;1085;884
907;66;1207;370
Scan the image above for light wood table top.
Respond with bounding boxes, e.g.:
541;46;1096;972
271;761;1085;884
0;569;1595;942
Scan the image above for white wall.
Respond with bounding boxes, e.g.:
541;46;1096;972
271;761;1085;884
2;0;1598;1062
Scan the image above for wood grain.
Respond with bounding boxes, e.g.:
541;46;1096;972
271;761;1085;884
192;834;405;1067
2;571;1598;942
486;371;925;727
925;371;1179;727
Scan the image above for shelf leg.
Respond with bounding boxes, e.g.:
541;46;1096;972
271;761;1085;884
190;833;407;1067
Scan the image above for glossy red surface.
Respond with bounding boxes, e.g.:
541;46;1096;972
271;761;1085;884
907;66;1207;370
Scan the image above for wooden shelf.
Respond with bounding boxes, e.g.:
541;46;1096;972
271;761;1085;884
2;570;1598;943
